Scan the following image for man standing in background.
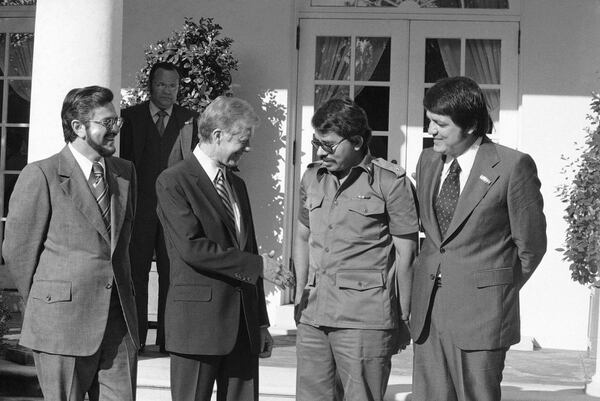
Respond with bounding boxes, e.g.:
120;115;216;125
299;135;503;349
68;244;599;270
120;61;198;353
410;76;547;401
4;86;139;401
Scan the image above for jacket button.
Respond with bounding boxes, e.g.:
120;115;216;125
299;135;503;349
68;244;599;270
440;248;445;254
328;224;333;229
45;295;52;302
358;282;364;287
324;247;329;253
429;274;436;280
105;283;112;289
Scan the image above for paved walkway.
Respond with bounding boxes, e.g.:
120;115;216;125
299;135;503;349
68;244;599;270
131;333;600;401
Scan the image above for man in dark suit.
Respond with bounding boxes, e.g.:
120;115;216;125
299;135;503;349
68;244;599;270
120;62;198;352
409;76;547;401
156;96;294;401
3;86;139;401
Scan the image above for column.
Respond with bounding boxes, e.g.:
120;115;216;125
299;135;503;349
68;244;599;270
28;0;123;162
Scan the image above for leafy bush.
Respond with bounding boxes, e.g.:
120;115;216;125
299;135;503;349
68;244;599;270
121;17;238;113
558;92;600;284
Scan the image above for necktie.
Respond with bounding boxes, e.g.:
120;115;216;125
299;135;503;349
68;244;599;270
434;159;461;236
89;162;111;233
156;109;168;136
214;169;236;229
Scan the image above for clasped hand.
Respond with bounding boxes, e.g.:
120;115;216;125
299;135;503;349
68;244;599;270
261;251;295;290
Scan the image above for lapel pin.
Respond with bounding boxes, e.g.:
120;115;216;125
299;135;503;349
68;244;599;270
479;175;491;184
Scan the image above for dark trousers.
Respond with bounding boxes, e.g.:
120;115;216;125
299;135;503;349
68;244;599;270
170;318;259;401
33;295;137;401
131;219;169;348
412;284;507;401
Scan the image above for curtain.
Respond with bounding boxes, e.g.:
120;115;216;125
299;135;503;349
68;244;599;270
465;39;500;123
314;36;351;108
354;37;388;97
0;33;34;101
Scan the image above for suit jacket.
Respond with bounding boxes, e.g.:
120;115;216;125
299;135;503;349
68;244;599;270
156;156;269;356
119;101;197;169
410;138;547;350
3;146;139;356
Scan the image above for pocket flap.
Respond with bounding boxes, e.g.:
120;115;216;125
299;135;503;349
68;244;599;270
31;280;71;303
336;270;384;291
307;270;316;287
172;285;212;302
348;199;385;216
307;193;324;211
475;267;514;288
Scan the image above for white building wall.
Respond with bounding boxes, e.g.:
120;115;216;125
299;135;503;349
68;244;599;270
518;0;600;350
121;0;600;349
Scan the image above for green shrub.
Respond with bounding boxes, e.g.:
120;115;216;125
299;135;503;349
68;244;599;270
558;92;600;284
121;17;238;113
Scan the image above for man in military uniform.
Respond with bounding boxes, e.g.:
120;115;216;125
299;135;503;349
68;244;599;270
293;97;419;401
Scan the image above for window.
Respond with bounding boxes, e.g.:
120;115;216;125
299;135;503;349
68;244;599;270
311;0;509;8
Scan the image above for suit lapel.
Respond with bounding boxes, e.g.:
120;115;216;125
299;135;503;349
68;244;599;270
421;152;444;244
189;158;240;247
106;158;128;253
58;147;110;243
228;172;249;250
443;139;500;243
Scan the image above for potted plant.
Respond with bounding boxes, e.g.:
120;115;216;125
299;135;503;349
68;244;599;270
121;17;238;113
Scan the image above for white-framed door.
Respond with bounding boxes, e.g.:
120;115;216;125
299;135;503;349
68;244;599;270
406;20;519;178
296;18;410;175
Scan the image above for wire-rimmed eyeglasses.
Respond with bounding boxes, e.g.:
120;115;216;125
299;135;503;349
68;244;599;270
311;138;347;154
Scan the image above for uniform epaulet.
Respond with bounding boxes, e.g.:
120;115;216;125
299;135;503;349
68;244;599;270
307;160;324;169
372;158;405;177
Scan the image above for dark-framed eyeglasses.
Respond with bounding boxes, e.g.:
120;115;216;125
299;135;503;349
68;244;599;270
311;137;347;154
89;117;124;131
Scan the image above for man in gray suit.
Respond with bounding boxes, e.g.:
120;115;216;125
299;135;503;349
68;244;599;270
410;76;547;401
3;86;139;401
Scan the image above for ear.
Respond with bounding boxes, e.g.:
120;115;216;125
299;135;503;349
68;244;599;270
211;128;223;143
71;120;87;139
352;136;364;151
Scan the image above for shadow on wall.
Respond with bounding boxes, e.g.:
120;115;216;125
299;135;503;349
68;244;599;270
238;89;287;299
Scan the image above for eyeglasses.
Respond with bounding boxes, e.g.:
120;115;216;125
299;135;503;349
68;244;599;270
311;138;347;154
89;117;124;131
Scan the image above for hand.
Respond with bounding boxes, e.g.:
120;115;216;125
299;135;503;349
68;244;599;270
261;251;295;290
259;327;273;358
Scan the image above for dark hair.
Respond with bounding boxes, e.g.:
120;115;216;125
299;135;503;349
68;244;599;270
423;76;492;137
311;97;372;151
148;62;180;89
198;96;260;142
61;86;114;143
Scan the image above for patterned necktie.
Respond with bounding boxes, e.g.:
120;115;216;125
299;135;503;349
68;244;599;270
89;161;111;233
214;169;236;229
434;159;461;236
156;109;168;136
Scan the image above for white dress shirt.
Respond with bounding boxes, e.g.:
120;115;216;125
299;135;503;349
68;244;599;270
438;136;483;195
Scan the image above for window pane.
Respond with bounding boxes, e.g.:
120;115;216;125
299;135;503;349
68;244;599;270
314;85;350;110
355;37;390;82
6;127;28;171
310;0;508;7
423;88;429;132
423;137;434;149
355;86;389;131
465;39;500;84
369;136;388;159
0;33;5;76
483;89;500;128
7;80;30;123
3;174;20;218
426;39;460;83
0;81;3;121
315;36;351;81
464;0;509;8
8;33;34;77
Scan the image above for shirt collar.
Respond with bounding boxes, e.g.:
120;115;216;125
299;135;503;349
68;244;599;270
149;101;173;117
68;143;105;179
193;145;222;183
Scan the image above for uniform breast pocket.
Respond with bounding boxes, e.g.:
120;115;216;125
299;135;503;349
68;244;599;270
307;193;326;234
346;199;386;239
30;280;72;304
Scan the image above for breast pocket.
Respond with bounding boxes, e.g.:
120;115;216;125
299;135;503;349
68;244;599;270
307;193;326;234
346;199;386;239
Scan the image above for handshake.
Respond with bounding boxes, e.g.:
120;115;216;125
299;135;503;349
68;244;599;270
261;250;295;290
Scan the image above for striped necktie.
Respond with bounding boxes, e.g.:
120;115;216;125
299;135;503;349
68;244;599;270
434;159;461;236
89;161;111;233
214;168;236;229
